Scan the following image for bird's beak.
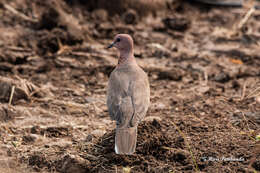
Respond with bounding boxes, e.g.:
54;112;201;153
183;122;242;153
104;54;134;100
107;41;115;49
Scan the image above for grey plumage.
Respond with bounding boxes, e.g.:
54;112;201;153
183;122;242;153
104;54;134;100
107;34;150;154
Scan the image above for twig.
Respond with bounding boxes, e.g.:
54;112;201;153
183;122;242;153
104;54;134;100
57;38;71;55
204;70;208;86
85;153;99;161
93;144;104;149
102;135;113;141
29;88;43;97
6;46;32;52
170;120;199;172
238;6;255;29
241;112;251;132
8;86;15;105
3;4;38;23
240;81;247;101
245;85;260;99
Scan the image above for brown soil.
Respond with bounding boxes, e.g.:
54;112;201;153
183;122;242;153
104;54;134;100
0;0;260;172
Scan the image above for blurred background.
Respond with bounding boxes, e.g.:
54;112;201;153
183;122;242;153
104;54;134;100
0;0;259;172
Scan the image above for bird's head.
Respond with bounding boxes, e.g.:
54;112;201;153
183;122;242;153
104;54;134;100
107;34;134;52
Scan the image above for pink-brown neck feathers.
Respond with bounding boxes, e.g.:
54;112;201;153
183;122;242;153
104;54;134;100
107;34;136;65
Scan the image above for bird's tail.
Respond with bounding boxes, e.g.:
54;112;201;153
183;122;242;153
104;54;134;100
115;127;137;155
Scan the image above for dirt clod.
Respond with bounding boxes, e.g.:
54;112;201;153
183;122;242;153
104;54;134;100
22;135;36;144
0;105;16;122
158;70;183;81
56;154;89;173
214;72;230;83
163;17;190;31
252;160;260;171
41;127;70;138
0;76;44;104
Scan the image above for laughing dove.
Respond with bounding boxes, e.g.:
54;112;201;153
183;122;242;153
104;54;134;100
107;34;150;155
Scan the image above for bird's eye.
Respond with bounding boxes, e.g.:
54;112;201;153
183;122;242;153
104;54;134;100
116;38;121;42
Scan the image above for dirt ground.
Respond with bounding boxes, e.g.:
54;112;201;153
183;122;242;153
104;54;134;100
0;0;260;172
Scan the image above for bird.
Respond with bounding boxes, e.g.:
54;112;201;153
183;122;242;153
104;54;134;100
106;34;150;155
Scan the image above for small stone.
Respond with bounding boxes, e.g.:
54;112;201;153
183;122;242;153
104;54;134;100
195;86;210;94
157;103;166;109
214;72;230;83
85;97;98;103
91;129;106;137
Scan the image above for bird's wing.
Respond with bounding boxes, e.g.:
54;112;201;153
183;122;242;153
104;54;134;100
107;71;134;128
107;67;150;128
129;75;150;127
107;84;119;121
107;95;134;127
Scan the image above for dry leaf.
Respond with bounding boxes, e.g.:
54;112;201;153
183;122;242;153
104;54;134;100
230;59;243;65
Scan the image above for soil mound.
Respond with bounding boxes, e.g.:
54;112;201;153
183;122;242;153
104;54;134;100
85;120;192;172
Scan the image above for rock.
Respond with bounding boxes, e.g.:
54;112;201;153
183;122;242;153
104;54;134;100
91;129;106;137
214;72;230;83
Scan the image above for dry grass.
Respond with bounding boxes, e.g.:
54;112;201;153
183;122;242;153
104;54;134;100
8;86;15;105
170;120;199;172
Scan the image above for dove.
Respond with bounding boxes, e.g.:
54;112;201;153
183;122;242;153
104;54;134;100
107;34;150;155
